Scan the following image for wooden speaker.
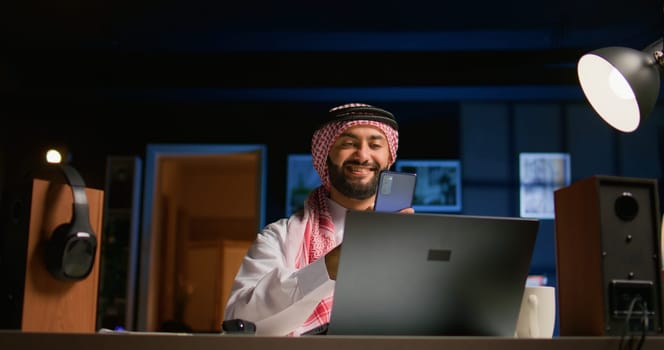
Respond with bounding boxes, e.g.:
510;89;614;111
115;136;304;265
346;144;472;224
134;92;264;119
554;175;664;335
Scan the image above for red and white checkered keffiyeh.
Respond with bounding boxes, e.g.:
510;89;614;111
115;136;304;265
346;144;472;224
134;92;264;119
291;186;335;334
287;118;398;335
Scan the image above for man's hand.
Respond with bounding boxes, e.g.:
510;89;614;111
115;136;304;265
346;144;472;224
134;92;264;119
365;205;416;213
324;244;342;280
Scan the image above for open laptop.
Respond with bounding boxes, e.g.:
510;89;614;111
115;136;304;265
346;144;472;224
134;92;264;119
324;210;539;336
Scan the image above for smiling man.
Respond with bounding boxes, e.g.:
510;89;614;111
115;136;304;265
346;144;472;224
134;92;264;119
223;103;410;336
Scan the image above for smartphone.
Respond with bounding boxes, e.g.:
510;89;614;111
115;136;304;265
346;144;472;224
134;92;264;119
373;170;417;212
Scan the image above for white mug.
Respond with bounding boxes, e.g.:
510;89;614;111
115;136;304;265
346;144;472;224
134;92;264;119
514;286;556;338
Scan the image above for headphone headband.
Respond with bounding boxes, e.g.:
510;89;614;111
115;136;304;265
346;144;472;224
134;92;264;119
60;164;91;232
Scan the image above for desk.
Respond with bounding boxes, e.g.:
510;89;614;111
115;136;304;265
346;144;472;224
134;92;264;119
2;331;664;350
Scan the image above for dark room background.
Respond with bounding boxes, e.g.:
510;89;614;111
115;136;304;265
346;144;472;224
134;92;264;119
2;0;664;333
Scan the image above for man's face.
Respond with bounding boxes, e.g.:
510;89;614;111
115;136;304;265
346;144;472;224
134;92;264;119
327;125;392;200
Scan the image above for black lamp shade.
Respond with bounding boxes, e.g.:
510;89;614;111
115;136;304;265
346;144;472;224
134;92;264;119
577;46;660;133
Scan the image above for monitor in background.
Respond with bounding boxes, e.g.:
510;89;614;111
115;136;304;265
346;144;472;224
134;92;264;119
395;159;461;213
285;154;320;217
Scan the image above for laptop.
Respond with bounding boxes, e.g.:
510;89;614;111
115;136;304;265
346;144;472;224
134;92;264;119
325;210;539;336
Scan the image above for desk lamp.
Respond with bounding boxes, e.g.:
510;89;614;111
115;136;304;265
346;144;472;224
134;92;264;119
577;39;664;132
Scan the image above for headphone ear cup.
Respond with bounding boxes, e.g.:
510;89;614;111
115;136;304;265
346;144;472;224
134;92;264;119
46;222;97;281
45;223;72;280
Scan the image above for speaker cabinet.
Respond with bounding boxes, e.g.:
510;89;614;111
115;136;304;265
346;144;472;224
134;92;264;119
97;156;142;331
554;175;664;335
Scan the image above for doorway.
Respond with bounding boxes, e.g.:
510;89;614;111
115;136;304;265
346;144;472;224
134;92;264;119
136;144;267;332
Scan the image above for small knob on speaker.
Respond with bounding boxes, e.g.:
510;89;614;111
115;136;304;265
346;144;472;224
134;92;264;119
615;192;638;221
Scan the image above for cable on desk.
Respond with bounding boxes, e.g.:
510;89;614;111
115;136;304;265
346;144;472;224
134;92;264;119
618;295;648;350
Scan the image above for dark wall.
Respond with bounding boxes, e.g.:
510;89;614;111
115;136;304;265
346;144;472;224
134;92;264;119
0;98;459;224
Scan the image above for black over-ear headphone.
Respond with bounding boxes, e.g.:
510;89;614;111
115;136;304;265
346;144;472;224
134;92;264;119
45;164;98;281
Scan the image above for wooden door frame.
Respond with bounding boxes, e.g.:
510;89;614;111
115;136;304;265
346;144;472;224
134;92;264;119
136;144;267;331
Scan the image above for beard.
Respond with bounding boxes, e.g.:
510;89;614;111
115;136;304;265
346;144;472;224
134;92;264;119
327;157;384;200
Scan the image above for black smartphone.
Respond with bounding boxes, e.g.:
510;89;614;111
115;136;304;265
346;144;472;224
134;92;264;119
373;170;417;212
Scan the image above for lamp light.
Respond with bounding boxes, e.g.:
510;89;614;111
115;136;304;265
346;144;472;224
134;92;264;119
577;39;664;132
44;147;72;164
45;149;63;164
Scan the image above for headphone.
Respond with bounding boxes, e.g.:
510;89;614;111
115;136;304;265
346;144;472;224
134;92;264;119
44;164;98;281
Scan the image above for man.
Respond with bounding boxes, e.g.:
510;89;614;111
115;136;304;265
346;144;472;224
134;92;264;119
224;102;412;336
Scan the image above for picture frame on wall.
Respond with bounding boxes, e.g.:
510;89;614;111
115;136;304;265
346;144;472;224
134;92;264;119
395;159;462;212
519;152;571;219
285;154;320;217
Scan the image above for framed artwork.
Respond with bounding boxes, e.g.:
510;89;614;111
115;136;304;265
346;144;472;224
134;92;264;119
519;152;571;219
285;154;320;216
395;159;462;212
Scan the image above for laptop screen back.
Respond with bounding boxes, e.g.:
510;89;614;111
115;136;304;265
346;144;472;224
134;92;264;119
326;210;539;336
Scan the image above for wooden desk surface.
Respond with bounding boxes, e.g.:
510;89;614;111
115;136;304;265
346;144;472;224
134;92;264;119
2;331;664;350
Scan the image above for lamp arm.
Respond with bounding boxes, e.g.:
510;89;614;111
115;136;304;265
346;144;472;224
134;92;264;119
655;51;664;67
642;38;664;71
